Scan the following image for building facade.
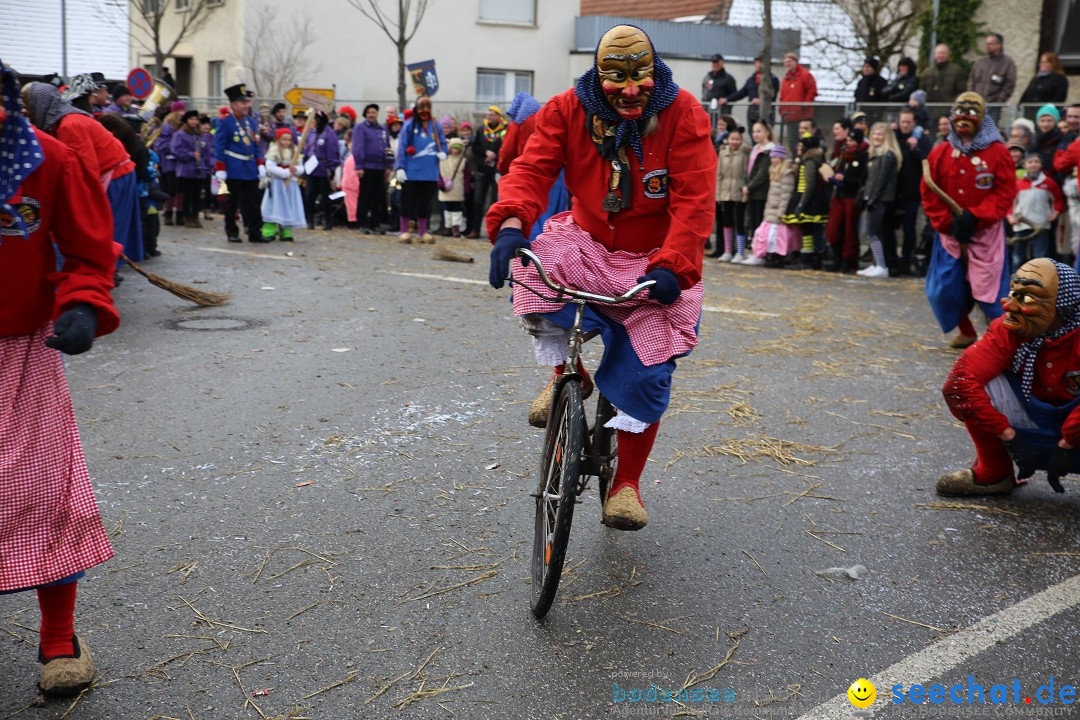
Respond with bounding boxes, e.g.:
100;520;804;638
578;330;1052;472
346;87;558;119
130;0;578;107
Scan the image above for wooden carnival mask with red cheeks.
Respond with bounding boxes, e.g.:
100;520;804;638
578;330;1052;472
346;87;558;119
1001;258;1060;339
417;97;432;122
951;92;985;140
596;26;655;120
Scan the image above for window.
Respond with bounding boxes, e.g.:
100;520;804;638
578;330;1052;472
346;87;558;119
476;70;533;105
142;0;162;14
176;0;190;9
208;61;223;98
478;0;534;25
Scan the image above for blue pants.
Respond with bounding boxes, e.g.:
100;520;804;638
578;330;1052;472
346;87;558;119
108;170;144;264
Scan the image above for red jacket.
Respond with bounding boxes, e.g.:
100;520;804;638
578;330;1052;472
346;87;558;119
944;318;1080;445
778;64;817;122
54;112;132;181
920;140;1016;234
1053;140;1080;192
486;88;716;289
497;114;537;176
1;129;121;337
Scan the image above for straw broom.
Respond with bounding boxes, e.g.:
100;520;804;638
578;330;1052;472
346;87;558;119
121;254;230;307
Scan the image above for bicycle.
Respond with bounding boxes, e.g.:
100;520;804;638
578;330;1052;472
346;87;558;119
510;248;654;619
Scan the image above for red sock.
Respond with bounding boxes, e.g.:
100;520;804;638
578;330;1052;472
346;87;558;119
965;421;1014;484
609;422;660;504
553;359;592;392
957;314;977;338
37;581;77;660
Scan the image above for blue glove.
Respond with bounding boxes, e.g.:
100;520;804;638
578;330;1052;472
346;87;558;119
488;227;532;289
45;303;98;355
636;267;680;305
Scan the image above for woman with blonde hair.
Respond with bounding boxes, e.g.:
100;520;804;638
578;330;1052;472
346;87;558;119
1020;52;1068;105
857;122;902;278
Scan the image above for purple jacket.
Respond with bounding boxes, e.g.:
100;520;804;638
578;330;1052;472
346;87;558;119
352;120;391;171
201;132;215;176
303;126;340;178
171;129;206;179
156;122;177;173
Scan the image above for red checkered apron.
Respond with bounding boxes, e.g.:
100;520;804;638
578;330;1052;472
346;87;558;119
0;324;113;592
511;212;703;366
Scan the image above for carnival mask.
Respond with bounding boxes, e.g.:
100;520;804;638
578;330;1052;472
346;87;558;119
1001;258;1060;338
417;98;432;122
951;92;985;139
596;25;655;120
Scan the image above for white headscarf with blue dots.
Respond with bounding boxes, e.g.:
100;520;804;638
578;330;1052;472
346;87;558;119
0;62;45;242
1011;260;1080;399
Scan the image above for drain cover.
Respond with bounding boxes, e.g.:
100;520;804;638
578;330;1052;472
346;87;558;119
162;316;265;332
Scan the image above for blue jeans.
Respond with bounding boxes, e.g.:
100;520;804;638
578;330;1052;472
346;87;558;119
1011;230;1052;270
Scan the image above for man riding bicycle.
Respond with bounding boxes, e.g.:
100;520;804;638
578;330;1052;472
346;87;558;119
487;24;717;530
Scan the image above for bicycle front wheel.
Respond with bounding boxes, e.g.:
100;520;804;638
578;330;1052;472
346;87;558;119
531;378;584;619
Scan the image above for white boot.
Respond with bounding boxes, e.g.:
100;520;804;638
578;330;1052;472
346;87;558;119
718;252;733;262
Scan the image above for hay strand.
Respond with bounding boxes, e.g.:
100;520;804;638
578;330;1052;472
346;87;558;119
121;253;230;306
432;247;474;263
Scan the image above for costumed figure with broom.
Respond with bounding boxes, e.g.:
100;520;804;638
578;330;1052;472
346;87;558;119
0;61;119;698
486;24;716;531
921;91;1017;349
938;258;1080;496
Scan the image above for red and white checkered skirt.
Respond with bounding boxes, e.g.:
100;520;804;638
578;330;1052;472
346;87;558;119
0;324;113;592
511;212;702;367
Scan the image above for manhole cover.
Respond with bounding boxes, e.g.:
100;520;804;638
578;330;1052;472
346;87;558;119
162;316;265;332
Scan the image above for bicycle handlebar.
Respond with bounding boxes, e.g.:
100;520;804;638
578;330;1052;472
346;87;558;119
513;248;655;304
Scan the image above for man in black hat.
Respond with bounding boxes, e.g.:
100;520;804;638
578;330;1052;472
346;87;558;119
854;57;886;103
103;85;134;115
214;83;266;243
701;54;736;104
62;72;109;112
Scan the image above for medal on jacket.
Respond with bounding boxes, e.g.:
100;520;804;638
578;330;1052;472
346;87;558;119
603;160;622;213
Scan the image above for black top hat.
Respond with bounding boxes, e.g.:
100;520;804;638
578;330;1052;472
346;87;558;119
112;84;132;100
89;71;107;86
224;83;253;102
181;109;200;123
711;54;724;62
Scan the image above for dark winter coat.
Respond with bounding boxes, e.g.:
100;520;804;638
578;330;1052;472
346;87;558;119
783;147;829;222
854;73;887;103
1020;73;1069;105
882;72;918;102
744;145;773;201
861;149;899;207
828;141;868;200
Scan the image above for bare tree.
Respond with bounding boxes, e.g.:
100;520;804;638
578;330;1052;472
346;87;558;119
243;0;322;99
760;0;774;122
344;0;434;110
129;0;218;81
791;0;927;85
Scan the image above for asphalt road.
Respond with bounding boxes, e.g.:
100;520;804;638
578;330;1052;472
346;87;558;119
2;222;1079;720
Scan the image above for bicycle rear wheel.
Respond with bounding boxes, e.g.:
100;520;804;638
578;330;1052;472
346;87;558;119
593;393;618;511
531;378;584;618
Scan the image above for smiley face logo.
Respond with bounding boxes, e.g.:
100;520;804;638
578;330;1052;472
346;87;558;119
847;678;876;709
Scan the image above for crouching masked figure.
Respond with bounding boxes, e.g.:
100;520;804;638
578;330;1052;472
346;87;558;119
938;258;1080;495
486;24;716;530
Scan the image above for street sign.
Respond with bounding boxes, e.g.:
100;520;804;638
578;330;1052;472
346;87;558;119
284;87;335;113
127;68;154;100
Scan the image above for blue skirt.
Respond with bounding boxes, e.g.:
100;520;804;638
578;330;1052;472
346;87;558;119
925;233;1007;333
108;170;144;264
1001;373;1080;473
0;571;83;596
530;171;570;242
536;302;685;425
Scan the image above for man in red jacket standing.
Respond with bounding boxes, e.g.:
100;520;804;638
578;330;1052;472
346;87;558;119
486;24;716;531
938;258;1080;496
0;62;120;698
778;51;818;151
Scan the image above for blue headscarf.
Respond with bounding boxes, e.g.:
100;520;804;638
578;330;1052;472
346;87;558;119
507;92;541;124
947;111;1002;155
0;62;45;243
1011;261;1080;399
574;24;679;170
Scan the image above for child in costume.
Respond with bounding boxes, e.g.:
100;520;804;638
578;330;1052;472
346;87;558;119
486;24;716;531
0;62;120;698
438;138;468;237
781;132;829;269
260;128;306;241
749;145;801;266
939;258;1080;496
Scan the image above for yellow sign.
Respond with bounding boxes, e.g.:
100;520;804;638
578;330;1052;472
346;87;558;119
284;87;335;113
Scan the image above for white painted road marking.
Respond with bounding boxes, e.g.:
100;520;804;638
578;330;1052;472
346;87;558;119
795;572;1080;719
381;273;782;318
